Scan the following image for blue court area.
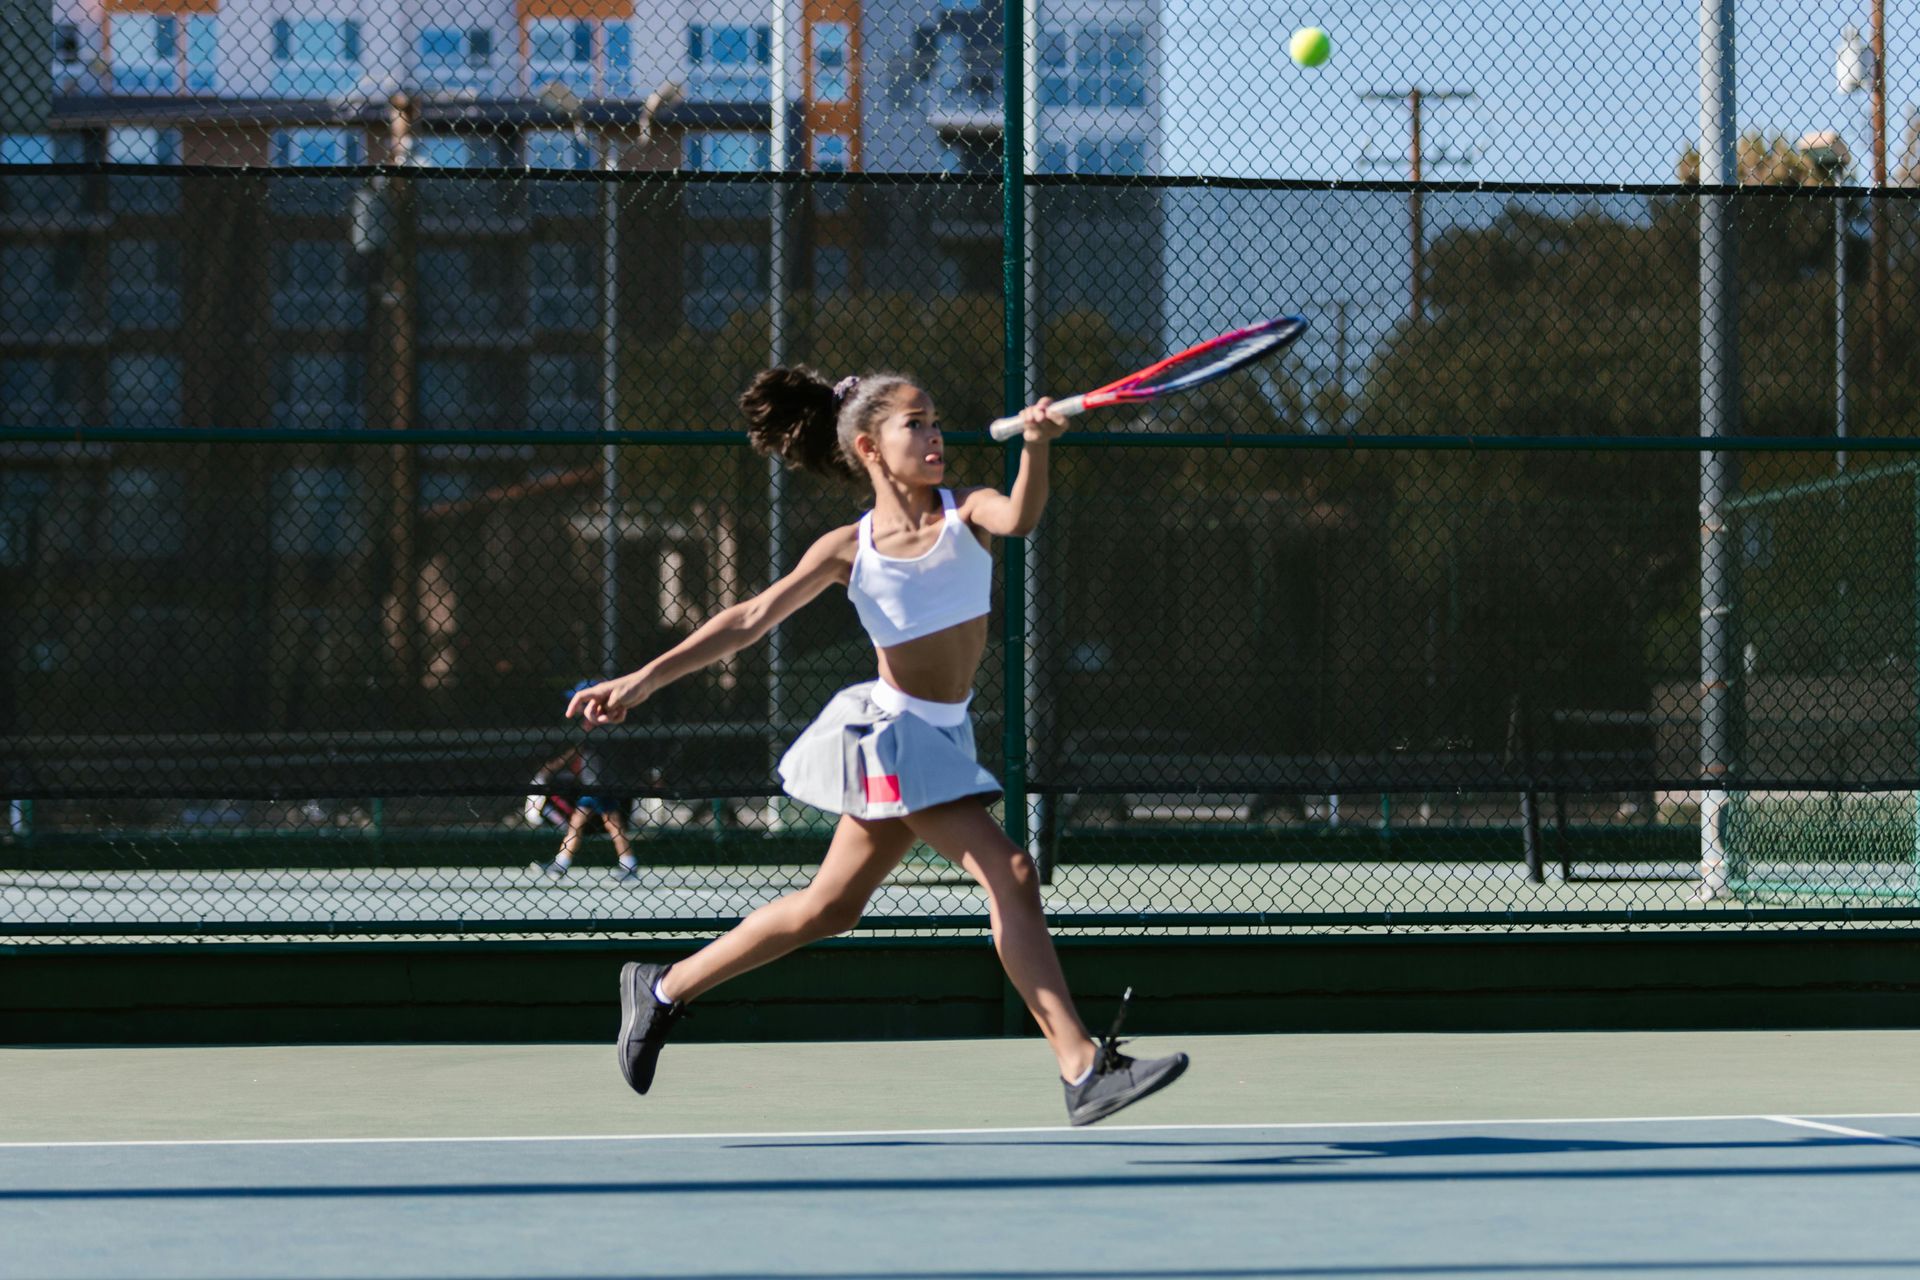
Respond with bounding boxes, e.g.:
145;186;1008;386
6;1114;1919;1278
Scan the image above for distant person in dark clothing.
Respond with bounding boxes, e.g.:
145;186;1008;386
530;682;639;882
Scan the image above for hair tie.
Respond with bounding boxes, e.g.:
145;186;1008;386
832;375;861;407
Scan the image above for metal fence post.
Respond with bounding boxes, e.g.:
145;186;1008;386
1000;0;1029;853
1696;0;1738;898
766;0;792;829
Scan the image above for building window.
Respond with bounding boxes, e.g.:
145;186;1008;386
523;130;592;170
2;132;91;218
606;24;631;93
270;18;361;98
683;241;765;331
186;16;217;91
111;14;178;93
529;242;595;331
271;127;360;167
101;466;187;559
107;126;178;166
53;23;82;64
528;354;597;432
1106;25;1146;108
685;132;768;216
273;240;361;331
1052;24;1147;110
524;130;595;216
268;128;361;215
419;357;514;431
272;353;363;430
812;133;851;211
931;31;996;115
813;133;850;173
418;245;517;336
688;24;770;103
939;137;998;176
413;135;485;169
108;127;183;213
686;132;769;172
418;27;493;86
811;21;850;103
2;243;89;334
271;467;366;559
1036;28;1071;108
107;355;182;430
3;356;94;429
109;240;183;330
528;18;595;98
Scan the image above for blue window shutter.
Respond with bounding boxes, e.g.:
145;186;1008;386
157;17;178;57
343;20;360;62
688;25;702;64
753;25;770;65
272;18;290;60
572;21;591;62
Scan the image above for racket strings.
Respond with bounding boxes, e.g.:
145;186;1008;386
1129;320;1306;397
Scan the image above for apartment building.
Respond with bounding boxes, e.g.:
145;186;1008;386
1;0;1163;733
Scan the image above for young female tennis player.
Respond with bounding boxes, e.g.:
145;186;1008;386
565;367;1188;1127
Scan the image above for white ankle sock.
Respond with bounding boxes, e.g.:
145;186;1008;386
651;978;674;1006
1067;1045;1099;1087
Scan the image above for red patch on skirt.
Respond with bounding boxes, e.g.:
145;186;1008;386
865;774;902;804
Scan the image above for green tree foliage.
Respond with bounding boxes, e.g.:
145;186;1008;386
1343;132;1920;727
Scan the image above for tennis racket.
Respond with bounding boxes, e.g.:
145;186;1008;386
987;315;1308;441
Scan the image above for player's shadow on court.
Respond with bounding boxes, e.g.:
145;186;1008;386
728;1134;1895;1168
1122;1133;1901;1167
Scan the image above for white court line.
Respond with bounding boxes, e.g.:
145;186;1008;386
3;1112;1918;1151
1765;1115;1920;1149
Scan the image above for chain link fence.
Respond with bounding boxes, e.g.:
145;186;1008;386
3;0;1920;939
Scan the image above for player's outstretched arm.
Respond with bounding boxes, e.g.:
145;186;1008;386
567;526;857;726
958;399;1070;538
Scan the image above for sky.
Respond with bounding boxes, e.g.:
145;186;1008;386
1160;0;1919;185
1154;0;1919;386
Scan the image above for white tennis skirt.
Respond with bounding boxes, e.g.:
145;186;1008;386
777;680;1003;820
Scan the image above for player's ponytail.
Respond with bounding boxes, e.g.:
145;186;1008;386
742;366;917;484
740;366;861;482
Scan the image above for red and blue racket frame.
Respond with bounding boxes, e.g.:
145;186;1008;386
988;315;1308;440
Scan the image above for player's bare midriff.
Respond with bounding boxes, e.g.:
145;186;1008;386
874;613;990;704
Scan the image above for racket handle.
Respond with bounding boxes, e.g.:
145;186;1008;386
987;394;1087;442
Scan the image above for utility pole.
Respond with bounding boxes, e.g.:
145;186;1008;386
1361;88;1473;321
1869;0;1887;398
380;91;420;708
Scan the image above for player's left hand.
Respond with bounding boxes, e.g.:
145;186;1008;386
1018;397;1070;443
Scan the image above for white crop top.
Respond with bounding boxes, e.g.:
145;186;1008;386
848;489;994;648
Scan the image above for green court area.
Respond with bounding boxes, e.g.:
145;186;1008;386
3;1035;1917;1279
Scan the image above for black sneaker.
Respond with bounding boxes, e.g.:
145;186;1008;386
616;962;688;1095
1063;988;1188;1127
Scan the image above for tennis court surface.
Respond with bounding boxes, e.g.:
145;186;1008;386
5;1033;1916;1278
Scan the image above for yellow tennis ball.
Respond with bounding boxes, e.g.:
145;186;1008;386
1289;26;1331;68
